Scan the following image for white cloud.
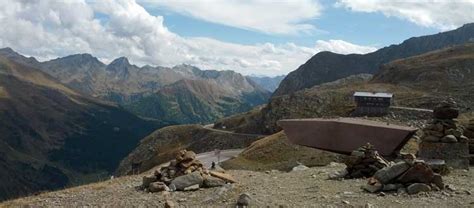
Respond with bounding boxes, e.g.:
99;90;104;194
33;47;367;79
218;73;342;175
336;0;474;30
315;40;376;55
140;0;323;35
0;0;375;76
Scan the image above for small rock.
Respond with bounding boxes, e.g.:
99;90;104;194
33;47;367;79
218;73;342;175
142;175;157;188
446;184;456;192
365;203;375;208
441;135;458;143
183;184;200;191
382;184;403;192
342;200;350;205
432;174;444;189
363;178;383;193
458;135;469;143
149;182;169;192
407;183;431;195
397;187;407;195
291;164;309;171
328;169;348;180
236;193;251;207
164;200;175;208
378;192;386;197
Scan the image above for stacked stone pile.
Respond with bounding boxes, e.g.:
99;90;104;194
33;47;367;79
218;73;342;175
141;150;236;193
363;158;445;195
421;100;468;143
418;100;470;169
343;143;390;179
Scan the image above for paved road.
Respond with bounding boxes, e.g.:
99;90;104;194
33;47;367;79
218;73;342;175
390;106;433;112
202;124;267;137
196;149;243;168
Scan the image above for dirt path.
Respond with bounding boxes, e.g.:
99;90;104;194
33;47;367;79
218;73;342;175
195;149;243;168
3;163;472;207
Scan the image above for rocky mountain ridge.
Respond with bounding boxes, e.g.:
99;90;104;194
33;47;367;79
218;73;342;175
0;48;271;124
274;23;474;96
0;54;165;201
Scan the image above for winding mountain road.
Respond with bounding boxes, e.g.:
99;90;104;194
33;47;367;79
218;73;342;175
202;124;267;137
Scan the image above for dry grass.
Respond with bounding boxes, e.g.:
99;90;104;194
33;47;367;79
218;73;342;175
222;131;344;171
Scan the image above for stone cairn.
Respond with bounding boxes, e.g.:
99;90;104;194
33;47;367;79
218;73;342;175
363;158;445;195
141;149;236;193
418;99;470;169
343;143;390;179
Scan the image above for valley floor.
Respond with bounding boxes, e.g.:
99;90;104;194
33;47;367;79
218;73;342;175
1;163;473;207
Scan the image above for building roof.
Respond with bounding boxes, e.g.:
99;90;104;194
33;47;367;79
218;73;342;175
353;91;393;98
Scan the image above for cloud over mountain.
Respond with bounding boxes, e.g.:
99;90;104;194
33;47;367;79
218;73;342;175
336;0;474;30
0;0;375;76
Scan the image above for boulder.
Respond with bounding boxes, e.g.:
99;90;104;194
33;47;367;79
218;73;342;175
441;135;458;143
203;175;225;188
397;162;435;184
373;162;411;184
169;171;203;191
407;183;431;194
149;182;169;192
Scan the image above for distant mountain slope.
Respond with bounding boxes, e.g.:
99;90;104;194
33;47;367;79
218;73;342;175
247;75;285;92
125;78;267;124
0;55;165;201
274;23;474;96
3;50;271;123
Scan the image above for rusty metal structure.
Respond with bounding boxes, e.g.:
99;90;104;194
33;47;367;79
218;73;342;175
278;118;417;156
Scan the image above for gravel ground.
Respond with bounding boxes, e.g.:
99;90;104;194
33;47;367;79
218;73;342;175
1;163;473;207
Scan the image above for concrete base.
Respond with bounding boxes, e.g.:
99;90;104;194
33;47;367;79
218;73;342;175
418;142;469;169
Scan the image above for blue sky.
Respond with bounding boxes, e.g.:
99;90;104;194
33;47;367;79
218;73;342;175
151;1;438;48
0;0;472;76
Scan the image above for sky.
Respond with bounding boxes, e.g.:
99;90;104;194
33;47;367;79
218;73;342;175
0;0;473;76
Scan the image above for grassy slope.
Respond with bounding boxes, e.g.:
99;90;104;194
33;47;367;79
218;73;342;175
0;57;163;201
221;131;344;171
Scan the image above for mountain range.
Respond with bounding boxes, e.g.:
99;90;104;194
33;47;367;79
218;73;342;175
274;23;474;96
0;53;166;201
0;48;271;124
247;75;285;92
